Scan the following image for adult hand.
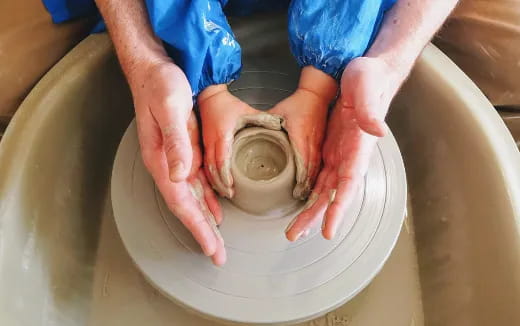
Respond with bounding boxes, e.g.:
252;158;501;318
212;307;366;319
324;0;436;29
285;57;405;241
269;66;337;199
131;59;226;265
198;85;283;198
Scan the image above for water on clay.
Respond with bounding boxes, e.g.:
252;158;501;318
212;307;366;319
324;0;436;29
235;137;287;181
1;13;520;326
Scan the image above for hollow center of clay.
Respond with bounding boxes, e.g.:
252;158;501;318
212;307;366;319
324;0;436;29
234;138;287;181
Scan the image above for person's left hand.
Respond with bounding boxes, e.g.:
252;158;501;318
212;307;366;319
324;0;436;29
285;56;406;241
199;85;283;199
269;66;338;199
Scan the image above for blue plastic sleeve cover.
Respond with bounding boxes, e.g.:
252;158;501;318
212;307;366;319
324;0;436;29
145;0;242;96
288;0;397;80
42;0;396;93
42;0;242;96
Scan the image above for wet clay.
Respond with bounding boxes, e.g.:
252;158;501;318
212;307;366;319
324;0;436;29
231;127;298;215
211;112;310;201
235;137;286;181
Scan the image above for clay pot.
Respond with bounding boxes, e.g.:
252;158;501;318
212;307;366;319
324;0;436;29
230;127;297;216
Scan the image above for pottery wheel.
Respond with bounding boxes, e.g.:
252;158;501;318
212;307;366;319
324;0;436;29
111;71;407;325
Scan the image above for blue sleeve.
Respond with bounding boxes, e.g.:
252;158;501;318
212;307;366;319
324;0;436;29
145;0;242;96
288;0;397;80
42;0;98;23
42;0;241;97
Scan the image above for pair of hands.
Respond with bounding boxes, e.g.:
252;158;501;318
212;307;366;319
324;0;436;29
130;56;403;266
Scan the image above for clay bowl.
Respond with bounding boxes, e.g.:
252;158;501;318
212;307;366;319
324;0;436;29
230;127;298;216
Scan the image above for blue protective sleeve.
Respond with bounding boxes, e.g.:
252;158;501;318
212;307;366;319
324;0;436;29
42;0;242;97
288;0;397;80
42;0;98;23
146;0;242;96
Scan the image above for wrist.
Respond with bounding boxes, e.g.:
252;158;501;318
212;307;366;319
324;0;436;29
198;84;229;104
125;52;173;91
298;66;338;103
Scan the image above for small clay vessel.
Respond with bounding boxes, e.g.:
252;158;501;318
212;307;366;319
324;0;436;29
230;127;298;216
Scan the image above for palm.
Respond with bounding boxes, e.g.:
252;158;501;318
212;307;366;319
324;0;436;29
132;62;226;265
269;89;329;199
284;57;401;242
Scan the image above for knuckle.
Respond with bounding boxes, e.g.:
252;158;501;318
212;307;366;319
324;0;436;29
183;216;206;231
163;132;185;155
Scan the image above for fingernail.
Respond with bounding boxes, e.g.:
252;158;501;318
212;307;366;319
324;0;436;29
285;215;298;233
294;231;304;241
321;217;327;231
221;163;233;187
170;161;184;180
303;193;319;211
205;210;225;244
329;189;337;204
202;245;214;257
213;227;225;244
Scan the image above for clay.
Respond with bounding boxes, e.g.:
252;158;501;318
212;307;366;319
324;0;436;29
189;179;223;242
210;113;285;198
210;112;311;201
230;127;298;215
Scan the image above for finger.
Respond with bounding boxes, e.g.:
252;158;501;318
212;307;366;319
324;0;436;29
198;170;223;225
154;105;193;182
190;181;226;265
286;190;329;241
307;133;322;190
203;136;217;186
187;112;203;175
291;135;310;199
211;231;227;266
285;168;331;241
322;174;361;240
164;182;218;257
302;134;311;194
353;104;386;137
215;132;234;190
204;137;231;198
311;165;329;195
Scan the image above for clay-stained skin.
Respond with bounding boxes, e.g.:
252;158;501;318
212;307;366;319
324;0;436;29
188;178;224;243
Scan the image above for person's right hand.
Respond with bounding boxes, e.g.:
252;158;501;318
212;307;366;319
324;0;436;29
129;59;226;265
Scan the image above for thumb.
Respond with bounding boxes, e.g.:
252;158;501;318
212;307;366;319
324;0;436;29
341;72;387;138
341;90;387;138
155;107;193;182
353;101;387;137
